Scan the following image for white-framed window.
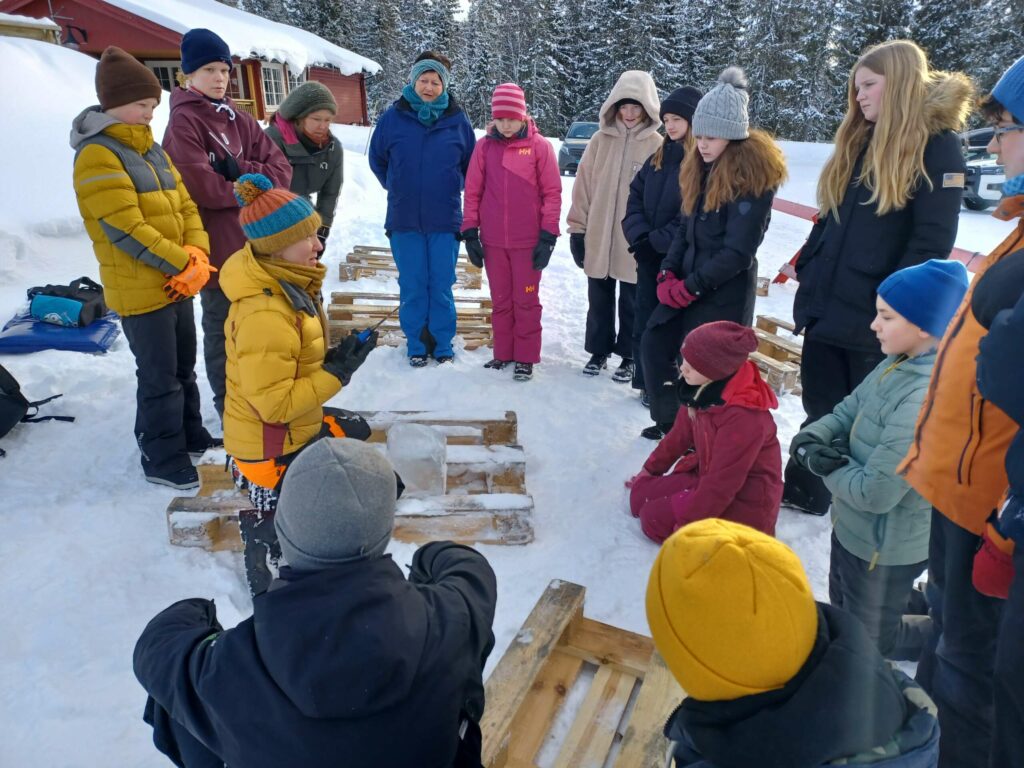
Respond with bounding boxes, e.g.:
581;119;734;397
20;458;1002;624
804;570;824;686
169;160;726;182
261;63;286;109
228;64;247;100
287;67;306;93
146;59;182;92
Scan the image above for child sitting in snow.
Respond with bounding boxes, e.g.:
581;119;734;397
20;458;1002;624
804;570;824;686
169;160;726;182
71;46;217;491
461;83;562;382
627;321;782;542
648;518;940;767
791;259;969;662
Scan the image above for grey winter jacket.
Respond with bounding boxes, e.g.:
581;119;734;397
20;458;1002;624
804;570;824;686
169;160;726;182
265;120;343;227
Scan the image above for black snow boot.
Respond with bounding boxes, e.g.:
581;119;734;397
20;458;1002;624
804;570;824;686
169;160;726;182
582;353;608;376
484;358;511;370
612;358;634;383
640;422;672;441
513;362;534;381
239;508;282;598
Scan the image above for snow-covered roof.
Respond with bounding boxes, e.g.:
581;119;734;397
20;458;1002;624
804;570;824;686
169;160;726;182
104;0;381;76
0;11;60;31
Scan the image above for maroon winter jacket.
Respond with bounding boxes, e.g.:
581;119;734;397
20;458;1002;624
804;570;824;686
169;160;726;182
643;361;783;534
162;88;292;289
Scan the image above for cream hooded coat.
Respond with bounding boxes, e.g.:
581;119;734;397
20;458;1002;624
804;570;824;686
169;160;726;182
567;71;662;283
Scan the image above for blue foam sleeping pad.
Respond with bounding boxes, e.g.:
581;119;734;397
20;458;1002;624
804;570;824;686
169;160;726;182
0;310;120;354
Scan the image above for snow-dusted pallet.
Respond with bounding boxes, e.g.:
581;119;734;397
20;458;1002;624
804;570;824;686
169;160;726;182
339;244;484;289
751;314;803;395
328;291;493;350
481;580;682;768
166;411;533;551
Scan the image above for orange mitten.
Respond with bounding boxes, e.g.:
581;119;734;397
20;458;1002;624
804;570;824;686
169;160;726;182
164;247;216;301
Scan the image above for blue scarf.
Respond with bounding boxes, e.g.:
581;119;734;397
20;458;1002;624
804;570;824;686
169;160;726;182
402;84;448;126
1003;172;1024;199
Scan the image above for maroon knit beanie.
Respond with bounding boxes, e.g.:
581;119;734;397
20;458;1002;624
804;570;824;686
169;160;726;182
682;321;758;380
96;46;162;111
492;82;527;121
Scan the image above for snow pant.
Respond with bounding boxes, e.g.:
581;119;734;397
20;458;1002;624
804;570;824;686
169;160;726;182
631;257;661;392
992;544;1024;767
199;284;230;420
630;472;699;543
828;532;931;661
143;695;225;768
916;509;1005;768
484;245;543;364
391;231;458;358
585;276;635;358
121;299;206;476
783;339;885;514
641;310;688;427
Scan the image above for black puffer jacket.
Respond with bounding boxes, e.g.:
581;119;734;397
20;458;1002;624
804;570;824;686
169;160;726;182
793;74;973;352
622;140;684;255
133;543;497;768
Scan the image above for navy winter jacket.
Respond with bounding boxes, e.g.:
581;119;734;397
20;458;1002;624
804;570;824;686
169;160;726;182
621;140;684;255
133;543;497;768
667;604;939;768
369;96;476;234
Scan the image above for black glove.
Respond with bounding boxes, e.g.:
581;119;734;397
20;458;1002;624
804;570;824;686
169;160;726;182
323;331;378;385
789;431;824;464
211;153;241;182
569;232;586;269
532;230;557;271
629;235;658;261
795;443;849;477
462;228;485;268
317;225;330;249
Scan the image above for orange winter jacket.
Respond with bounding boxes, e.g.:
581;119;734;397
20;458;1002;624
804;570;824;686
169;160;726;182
899;207;1024;534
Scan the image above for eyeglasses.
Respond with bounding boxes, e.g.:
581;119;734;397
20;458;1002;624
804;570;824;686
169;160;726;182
993;124;1024;145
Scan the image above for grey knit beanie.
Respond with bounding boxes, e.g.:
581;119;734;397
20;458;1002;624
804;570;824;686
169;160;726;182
275;438;397;571
692;67;750;140
277;81;337;121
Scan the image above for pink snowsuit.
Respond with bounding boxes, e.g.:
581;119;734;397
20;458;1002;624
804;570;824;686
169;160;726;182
462;121;561;363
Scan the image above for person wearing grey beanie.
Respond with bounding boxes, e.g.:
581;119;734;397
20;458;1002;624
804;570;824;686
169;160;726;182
266;81;341;249
639;66;787;438
133;436;498;768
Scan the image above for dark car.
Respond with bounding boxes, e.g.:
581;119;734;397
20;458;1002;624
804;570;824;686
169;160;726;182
962;127;995;162
960;127;1005;211
558;121;599;175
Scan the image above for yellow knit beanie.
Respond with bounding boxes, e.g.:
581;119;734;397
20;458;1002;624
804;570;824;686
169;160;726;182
646;519;818;701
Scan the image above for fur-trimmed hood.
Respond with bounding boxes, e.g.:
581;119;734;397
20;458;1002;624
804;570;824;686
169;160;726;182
598;70;662;139
923;71;974;135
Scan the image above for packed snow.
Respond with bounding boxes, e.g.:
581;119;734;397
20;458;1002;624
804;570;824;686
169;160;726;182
0;37;1017;766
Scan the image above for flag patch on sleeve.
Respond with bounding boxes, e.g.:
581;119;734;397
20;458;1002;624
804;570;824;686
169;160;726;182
943;173;965;188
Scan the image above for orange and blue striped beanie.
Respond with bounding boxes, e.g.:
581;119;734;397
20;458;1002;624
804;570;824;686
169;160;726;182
234;173;320;255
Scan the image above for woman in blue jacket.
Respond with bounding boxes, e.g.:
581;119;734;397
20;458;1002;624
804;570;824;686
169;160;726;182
369;51;476;366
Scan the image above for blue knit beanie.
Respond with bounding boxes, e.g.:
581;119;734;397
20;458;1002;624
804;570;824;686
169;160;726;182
409;59;450;91
877;259;970;338
180;29;233;75
993;56;1024;123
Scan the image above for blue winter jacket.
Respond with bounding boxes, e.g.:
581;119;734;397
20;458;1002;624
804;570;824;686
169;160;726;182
369;95;476;234
621;139;684;255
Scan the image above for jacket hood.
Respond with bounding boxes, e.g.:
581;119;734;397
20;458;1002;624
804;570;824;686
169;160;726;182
69;106;121;149
721;360;779;411
923;71;974;135
673;604;927;768
253;559;431;719
599;71;662;138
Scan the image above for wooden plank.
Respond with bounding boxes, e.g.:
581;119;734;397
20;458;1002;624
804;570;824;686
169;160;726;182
481;581;587;767
359;410;518;446
562;617;655;678
614;651;685;768
196;463;237;497
330;291;491;309
447;445;526;494
749;351;800;394
754;328;803;361
552;664;636;768
756;314;797;334
506;651;585;766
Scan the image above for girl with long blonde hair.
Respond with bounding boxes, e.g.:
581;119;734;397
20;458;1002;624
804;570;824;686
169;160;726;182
639;68;787;438
784;40;973;515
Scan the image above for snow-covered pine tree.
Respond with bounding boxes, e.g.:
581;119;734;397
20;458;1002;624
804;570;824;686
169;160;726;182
689;0;747;89
288;0;349;47
238;0;289;23
912;0;983;74
831;0;914;80
968;0;1024;94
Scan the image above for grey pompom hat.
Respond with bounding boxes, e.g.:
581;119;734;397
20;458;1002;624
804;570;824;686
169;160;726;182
692;67;750;140
275;438;397;571
277;81;337;121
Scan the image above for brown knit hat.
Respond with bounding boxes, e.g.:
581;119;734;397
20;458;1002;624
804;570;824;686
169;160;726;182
682;321;758;380
96;46;162;111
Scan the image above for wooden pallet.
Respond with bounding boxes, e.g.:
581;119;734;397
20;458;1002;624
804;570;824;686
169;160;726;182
481;580;683;768
340;245;484;289
166;411;533;551
750;315;803;395
328;291;493;350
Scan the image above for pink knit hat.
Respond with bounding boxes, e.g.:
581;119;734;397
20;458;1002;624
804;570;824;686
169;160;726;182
492;83;527;120
682;321;758;381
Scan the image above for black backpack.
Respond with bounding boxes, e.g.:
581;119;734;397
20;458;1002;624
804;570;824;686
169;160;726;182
27;276;107;327
0;364;74;457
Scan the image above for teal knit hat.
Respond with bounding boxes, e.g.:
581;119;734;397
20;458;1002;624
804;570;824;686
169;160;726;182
409;59;450;91
233;173;320;254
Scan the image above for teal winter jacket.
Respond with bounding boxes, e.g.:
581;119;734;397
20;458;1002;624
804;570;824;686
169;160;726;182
799;353;935;566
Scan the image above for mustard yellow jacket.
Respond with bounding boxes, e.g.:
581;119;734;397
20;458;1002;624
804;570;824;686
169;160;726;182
71;107;209;316
221;244;341;461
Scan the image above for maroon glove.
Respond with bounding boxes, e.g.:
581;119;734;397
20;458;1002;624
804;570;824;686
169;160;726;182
973;522;1015;599
656;270;696;309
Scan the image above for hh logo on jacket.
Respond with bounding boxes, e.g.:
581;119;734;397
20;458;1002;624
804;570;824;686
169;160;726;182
518;148;532;156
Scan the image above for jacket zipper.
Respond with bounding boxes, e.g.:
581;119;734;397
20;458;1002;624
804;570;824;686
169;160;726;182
956;391;977;485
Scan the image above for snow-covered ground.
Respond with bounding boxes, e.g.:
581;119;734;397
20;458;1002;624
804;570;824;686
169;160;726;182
0;37;1018;766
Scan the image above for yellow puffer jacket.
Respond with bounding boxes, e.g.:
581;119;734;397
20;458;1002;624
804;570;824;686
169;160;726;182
71;107;209;316
221;244;341;461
